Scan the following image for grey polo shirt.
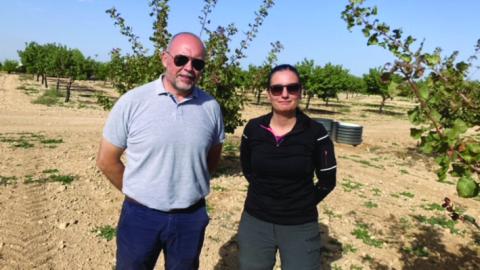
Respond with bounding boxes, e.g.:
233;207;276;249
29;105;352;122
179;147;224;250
103;76;225;211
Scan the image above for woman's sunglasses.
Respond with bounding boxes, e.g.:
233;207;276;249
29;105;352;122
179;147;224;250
269;83;301;96
166;51;205;71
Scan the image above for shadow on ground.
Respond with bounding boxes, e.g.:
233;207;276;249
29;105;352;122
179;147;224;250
359;214;480;270
213;223;343;270
305;108;341;116
398;224;480;270
363;108;405;116
212;156;243;179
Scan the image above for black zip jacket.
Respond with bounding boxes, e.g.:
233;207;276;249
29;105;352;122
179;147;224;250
240;110;337;225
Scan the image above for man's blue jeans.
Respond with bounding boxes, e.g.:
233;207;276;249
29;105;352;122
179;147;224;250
116;198;209;270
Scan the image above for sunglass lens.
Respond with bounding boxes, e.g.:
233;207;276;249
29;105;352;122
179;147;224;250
286;84;300;93
173;55;189;66
270;85;284;95
192;59;205;71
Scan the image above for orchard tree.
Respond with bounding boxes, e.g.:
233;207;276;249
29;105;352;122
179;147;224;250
2;60;19;74
318;63;351;106
296;59;317;109
44;43;70;92
363;67;396;113
297;60;352;108
105;0;278;133
18;42;41;81
18;42;50;87
64;49;86;102
344;73;366;99
243;41;283;104
342;0;480;200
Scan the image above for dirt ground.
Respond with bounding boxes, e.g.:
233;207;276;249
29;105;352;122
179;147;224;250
0;73;479;270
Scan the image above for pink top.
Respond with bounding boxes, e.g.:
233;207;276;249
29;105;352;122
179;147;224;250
260;124;286;144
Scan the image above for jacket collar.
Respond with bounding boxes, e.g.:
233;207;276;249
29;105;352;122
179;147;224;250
259;109;311;134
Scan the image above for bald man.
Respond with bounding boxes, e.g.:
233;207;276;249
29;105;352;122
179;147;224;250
97;32;224;270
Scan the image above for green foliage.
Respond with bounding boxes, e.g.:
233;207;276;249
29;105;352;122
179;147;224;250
0;132;63;149
351;222;384;248
96;93;115;110
342;243;358;255
17;84;39;95
342;0;480;199
211;184;226;192
421;203;444;211
341;178;364;192
2;59;19;74
24;169;77;185
40;138;63;144
399;217;412;230
18;41;109;101
222;140;239;156
0;175;17;186
42;169;59;174
92;225;117;241
323;207;342;219
399;191;415;198
401;245;429;257
412;215;460;234
371;187;382;196
48;174;75;185
362;67;401;113
363;200;378;208
24;169;76;185
297;59;353;108
32;88;62;106
457;175;479;198
243;42;283;104
106;0;277;133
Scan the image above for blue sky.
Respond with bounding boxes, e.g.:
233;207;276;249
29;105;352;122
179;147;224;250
1;0;479;79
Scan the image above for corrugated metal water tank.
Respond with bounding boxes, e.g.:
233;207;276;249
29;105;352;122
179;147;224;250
335;122;363;146
314;118;363;146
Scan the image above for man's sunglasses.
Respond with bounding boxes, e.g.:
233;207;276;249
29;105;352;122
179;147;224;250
269;83;301;96
166;51;205;71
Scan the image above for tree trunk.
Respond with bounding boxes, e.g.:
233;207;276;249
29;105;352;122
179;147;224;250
325;98;329;106
256;89;262;105
36;74;40;82
56;77;61;94
43;74;48;88
65;79;73;103
379;96;386;113
306;94;312;110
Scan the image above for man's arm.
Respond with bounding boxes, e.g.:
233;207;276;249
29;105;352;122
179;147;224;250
96;138;125;192
207;143;223;174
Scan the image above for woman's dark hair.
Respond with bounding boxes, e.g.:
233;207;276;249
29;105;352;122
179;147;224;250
267;64;301;87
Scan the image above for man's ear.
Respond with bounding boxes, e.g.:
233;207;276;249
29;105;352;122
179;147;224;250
161;52;168;68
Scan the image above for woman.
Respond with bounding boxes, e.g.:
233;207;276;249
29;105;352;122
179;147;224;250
238;64;337;270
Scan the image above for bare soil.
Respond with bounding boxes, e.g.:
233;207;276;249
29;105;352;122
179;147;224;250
0;73;479;270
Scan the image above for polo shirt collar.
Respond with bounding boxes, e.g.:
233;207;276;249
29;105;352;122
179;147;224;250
155;74;199;99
